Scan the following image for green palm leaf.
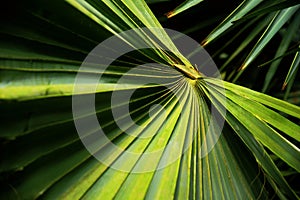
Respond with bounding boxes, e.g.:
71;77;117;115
1;0;299;199
166;0;204;18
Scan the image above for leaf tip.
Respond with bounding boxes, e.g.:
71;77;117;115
282;82;287;90
165;11;175;18
239;64;246;71
201;39;208;47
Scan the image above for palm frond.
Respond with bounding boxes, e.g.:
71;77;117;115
0;0;299;199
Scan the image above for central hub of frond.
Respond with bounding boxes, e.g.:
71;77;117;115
172;64;203;80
